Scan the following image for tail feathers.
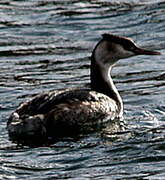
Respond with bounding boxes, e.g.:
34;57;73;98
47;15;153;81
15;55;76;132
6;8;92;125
7;112;47;145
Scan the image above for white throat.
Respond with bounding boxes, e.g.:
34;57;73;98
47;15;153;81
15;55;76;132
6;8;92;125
92;40;127;117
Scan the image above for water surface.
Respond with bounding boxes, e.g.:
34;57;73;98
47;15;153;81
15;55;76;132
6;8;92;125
0;0;165;179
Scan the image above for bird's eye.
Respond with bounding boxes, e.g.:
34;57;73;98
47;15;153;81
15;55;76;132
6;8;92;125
124;42;136;51
129;46;135;51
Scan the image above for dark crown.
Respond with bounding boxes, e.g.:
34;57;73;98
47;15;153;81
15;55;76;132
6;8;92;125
102;33;136;50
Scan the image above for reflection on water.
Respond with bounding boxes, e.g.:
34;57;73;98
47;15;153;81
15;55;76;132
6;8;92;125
0;0;165;179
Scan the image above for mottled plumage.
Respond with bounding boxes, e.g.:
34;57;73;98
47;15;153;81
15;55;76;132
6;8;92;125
8;89;118;144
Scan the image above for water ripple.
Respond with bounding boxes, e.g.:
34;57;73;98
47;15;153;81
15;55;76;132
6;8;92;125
0;0;165;179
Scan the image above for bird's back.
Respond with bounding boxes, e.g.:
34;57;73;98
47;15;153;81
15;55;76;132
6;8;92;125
7;89;119;145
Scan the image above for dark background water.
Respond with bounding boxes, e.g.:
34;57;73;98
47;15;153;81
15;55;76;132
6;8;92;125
0;0;165;179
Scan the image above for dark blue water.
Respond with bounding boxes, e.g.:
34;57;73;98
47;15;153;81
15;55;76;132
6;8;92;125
0;0;165;179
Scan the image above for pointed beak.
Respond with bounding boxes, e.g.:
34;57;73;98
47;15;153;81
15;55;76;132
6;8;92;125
133;46;161;55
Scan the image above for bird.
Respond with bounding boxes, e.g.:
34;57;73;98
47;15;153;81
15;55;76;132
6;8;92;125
7;33;161;145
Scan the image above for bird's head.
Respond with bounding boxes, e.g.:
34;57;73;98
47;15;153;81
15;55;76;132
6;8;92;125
93;33;161;69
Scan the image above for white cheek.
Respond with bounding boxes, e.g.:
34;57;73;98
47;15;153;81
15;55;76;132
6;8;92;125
94;41;135;69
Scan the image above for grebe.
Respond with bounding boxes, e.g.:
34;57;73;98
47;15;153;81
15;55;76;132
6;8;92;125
7;33;160;145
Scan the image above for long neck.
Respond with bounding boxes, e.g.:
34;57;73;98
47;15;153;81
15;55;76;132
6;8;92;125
90;55;123;117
